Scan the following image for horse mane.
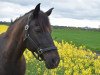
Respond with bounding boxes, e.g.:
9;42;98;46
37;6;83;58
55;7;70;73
6;10;34;35
12;9;34;24
6;9;51;36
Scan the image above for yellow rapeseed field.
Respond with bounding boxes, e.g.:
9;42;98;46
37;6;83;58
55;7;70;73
0;25;8;34
0;25;100;75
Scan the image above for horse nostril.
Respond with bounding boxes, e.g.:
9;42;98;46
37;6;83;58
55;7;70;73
52;58;56;63
52;58;59;65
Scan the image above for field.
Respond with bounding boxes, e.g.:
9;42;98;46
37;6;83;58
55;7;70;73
52;27;100;51
0;25;100;75
24;42;100;75
0;25;100;51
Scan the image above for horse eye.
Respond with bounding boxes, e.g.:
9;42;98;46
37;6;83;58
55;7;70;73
35;26;41;32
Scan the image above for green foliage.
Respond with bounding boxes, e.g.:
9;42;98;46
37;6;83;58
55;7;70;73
0;21;11;26
52;27;100;51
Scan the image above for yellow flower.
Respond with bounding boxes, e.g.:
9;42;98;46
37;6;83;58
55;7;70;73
1;25;100;75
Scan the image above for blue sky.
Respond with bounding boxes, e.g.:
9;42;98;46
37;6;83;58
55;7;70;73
0;0;100;28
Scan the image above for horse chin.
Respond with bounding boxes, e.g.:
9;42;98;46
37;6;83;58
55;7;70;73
44;61;59;69
42;50;60;69
44;56;60;69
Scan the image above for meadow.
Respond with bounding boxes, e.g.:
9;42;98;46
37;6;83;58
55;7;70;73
0;25;100;75
0;24;100;51
52;27;100;51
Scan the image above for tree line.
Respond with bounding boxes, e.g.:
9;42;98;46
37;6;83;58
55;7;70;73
0;21;11;26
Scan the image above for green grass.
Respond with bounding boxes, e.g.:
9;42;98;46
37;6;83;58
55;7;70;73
52;28;100;51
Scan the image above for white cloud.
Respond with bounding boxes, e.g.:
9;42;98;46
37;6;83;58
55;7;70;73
0;2;34;21
1;0;100;20
52;0;100;20
0;1;52;21
0;0;100;28
50;17;100;28
0;0;34;5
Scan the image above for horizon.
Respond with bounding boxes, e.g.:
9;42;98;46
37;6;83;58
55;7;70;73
0;20;100;29
0;0;100;28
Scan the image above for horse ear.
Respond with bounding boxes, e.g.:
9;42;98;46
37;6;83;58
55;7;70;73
33;3;41;18
45;8;54;16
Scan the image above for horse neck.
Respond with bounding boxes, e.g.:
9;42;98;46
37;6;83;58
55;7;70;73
5;16;27;62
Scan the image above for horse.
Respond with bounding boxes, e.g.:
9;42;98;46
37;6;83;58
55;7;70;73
0;3;60;75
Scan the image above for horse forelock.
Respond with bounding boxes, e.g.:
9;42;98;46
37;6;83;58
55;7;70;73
36;11;51;32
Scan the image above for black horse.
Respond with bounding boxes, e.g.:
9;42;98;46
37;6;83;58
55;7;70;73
0;3;60;75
